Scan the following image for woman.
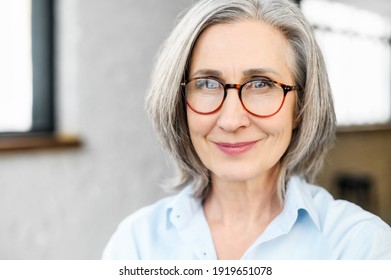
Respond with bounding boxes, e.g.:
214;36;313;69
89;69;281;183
103;0;391;259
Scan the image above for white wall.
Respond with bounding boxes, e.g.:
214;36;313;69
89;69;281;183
0;0;192;259
329;0;391;20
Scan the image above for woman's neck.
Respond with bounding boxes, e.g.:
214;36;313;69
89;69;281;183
204;169;281;225
202;169;283;260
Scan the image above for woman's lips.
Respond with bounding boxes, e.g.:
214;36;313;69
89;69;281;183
214;141;258;155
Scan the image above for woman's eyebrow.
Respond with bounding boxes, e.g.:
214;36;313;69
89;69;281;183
190;69;223;78
191;68;281;78
243;68;281;78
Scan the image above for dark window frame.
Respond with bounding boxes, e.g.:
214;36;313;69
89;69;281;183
31;0;55;133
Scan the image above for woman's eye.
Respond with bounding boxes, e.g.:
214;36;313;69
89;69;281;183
196;79;219;89
253;81;266;88
250;79;273;89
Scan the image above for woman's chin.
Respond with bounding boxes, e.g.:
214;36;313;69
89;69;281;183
211;169;260;183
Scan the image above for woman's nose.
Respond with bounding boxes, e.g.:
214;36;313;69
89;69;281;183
216;89;250;132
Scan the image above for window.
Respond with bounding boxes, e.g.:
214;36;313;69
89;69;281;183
0;0;54;134
0;0;79;150
301;0;391;126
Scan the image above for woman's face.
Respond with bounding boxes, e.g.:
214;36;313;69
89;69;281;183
187;21;297;183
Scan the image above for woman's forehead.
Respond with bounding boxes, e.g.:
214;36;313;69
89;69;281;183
189;21;294;82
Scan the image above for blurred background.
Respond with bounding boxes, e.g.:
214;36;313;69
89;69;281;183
0;0;390;259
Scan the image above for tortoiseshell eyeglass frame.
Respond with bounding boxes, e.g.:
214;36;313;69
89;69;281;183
181;77;300;118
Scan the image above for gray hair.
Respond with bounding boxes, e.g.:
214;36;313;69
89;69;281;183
145;0;336;202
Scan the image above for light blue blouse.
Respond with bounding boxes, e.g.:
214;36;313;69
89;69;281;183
102;176;391;259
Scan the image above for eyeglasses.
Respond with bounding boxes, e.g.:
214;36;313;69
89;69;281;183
181;77;299;117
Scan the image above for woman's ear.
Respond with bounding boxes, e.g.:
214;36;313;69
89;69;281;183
292;90;302;130
292;114;299;130
292;104;301;130
292;104;302;130
292;121;297;130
